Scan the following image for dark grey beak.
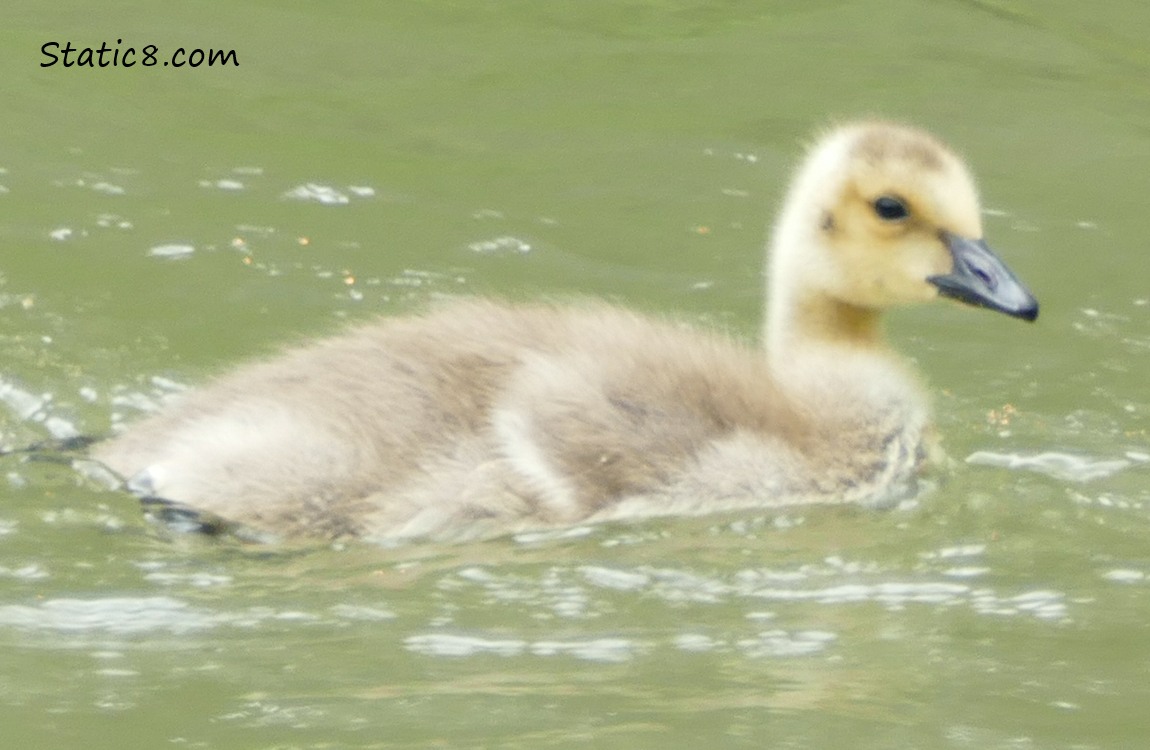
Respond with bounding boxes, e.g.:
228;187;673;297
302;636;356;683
928;232;1039;321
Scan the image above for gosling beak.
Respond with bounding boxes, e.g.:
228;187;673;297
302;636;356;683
928;232;1039;321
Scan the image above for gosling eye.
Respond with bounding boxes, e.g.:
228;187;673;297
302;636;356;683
872;195;909;222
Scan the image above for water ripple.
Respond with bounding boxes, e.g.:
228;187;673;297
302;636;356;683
0;596;218;635
966;450;1133;482
439;561;1071;624
403;633;646;663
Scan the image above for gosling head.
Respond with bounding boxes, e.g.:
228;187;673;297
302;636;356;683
767;121;1038;352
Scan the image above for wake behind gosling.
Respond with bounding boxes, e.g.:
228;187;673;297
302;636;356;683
95;121;1038;542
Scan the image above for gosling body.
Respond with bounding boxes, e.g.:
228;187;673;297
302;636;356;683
95;122;1038;541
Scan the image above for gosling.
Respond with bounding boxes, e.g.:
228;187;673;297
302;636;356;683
95;121;1039;542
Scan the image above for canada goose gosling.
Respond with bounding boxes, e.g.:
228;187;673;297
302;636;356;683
94;121;1038;541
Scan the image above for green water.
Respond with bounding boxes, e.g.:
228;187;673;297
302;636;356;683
2;1;1149;747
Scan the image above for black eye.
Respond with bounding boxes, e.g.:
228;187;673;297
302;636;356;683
873;195;909;221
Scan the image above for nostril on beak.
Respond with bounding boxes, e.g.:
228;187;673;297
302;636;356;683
961;256;996;289
973;266;994;288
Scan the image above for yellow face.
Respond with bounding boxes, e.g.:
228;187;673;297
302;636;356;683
770;122;1038;329
819;128;984;311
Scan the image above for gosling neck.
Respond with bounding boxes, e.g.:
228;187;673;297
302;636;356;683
765;288;886;362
